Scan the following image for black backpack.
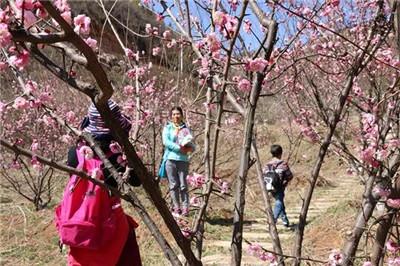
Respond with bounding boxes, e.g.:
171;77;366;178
263;161;283;192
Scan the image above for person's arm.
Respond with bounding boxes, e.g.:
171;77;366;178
162;125;181;152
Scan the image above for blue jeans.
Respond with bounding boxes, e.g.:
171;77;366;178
273;189;289;225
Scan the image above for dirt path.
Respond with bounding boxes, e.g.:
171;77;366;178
201;176;363;265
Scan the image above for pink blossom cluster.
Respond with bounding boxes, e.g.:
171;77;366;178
386;240;400;253
124;48;139;61
186;173;206;188
243;19;252;34
237;78;251;92
31;155;43;172
84;37;97;51
73;14;91;35
0;22;11;48
213;176;230;194
227;0;239;11
372;186;391;198
190;196;201;207
145;24;158;35
213;11;238;38
245;58;268;72
294;109;319;143
9;49;30;71
205;33;221;54
328;249;343;265
247;243;276;263
387;199;400;209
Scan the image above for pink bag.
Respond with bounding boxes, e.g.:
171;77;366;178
55;147;121;250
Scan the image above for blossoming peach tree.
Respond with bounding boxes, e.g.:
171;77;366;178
0;0;399;265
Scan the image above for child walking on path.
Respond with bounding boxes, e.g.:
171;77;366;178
265;144;293;227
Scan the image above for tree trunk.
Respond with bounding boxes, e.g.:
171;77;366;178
341;176;377;265
370;212;394;265
231;71;269;265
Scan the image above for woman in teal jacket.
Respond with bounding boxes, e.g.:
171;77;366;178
161;107;195;217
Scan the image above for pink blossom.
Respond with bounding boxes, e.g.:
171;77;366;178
388;257;400;266
109;142;122;154
41;114;55;127
166;39;177;48
123;85;134;95
152;47;161;56
328;249;343;265
389;138;400;148
142;0;150;5
127;69;136;79
123;100;135;113
205;33;221;53
156;14;164;22
372;186;391;198
247;243;261;254
220;181;229;194
190;197;201;207
144;83;155;94
228;0;239;11
24;80;37;94
35;3;48;19
31;158;43;172
246;58;268;72
30;140;39;152
85;37;97;51
116;155;127;167
224;15;238;38
0;101;5;115
237;78;251;92
54;0;71;12
362;262;372;266
213;11;227;27
145;24;152;35
346;168;354;175
258;251;275;262
387;199;400;209
0;8;8;23
386;239;400;253
186;173;205;188
0;23;11;48
60;134;73;144
388;100;396;109
13;97;29;110
360;146;379;167
39;91;52;103
181;227;192;238
243;19;252;33
73;14;91;35
16;0;34;10
9;50;30;70
330;0;340;7
10;160;21;170
65;111;76;123
163;30;172;39
124;48;139;61
0;61;7;71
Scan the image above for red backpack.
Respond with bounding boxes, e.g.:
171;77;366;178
55;146;121;250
